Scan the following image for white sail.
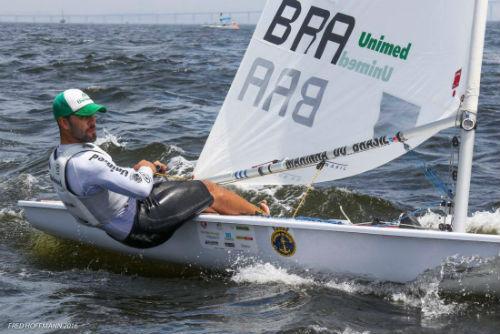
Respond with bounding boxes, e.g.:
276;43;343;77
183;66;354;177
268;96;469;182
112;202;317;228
195;0;476;185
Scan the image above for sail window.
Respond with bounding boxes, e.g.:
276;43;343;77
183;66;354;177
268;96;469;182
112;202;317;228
374;93;421;137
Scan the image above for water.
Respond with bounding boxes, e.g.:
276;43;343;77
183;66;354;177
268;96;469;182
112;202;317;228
1;22;500;333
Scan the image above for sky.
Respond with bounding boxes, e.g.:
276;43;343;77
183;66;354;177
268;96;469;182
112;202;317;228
0;0;498;21
1;0;499;15
0;0;267;15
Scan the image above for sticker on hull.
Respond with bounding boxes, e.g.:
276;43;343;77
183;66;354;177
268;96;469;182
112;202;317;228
271;227;296;257
197;221;258;253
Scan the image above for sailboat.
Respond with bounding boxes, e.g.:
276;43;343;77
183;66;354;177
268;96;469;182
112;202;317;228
203;13;240;30
59;10;66;24
18;0;500;293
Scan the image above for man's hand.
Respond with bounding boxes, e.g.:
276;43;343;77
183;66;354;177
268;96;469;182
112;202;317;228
134;160;156;173
153;161;168;174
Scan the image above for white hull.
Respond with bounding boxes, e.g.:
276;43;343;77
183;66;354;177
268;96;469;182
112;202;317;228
18;200;500;289
202;24;240;30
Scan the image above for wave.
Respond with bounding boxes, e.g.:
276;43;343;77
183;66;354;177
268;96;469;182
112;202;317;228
418;209;500;235
228;259;498;319
231;263;315;286
95;128;127;148
0;173;41;206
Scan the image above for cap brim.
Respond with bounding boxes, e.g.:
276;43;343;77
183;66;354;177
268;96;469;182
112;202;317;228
74;103;107;117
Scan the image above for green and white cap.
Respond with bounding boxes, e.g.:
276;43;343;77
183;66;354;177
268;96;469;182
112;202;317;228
53;89;107;119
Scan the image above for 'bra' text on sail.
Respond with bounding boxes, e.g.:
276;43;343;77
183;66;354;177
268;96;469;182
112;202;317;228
238;57;328;128
263;0;355;65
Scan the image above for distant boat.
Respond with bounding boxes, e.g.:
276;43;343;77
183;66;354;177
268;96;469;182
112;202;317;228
59;9;66;24
202;12;240;30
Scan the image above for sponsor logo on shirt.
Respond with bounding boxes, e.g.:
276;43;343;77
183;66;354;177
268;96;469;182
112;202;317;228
89;153;129;177
130;173;142;183
138;171;152;183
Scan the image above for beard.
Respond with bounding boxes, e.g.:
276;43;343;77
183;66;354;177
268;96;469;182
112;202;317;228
82;132;97;143
68;121;96;143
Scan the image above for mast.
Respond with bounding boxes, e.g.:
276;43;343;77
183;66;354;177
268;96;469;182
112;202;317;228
452;0;488;233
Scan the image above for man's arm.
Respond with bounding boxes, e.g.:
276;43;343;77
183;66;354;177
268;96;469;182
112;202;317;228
69;151;155;199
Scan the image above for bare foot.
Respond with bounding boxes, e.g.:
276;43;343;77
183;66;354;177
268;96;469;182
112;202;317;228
258;200;270;216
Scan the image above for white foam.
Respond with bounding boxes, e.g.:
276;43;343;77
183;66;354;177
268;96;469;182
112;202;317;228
231;263;366;294
235;185;282;202
167;145;186;154
327;276;463;319
308;325;330;333
340;328;370;334
324;280;362;294
167;156;195;179
21;174;38;191
2;173;39;199
466;209;500;234
418;209;500;234
231;263;315;286
228;260;468;320
168;155;194;169
417;210;450;229
335;187;355;194
390;281;463;319
1;157;19;163
85;85;105;92
232;185;298;216
95;128;126;147
0;208;24;219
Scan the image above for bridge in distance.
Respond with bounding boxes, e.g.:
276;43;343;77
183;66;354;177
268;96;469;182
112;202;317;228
0;10;262;25
1;2;500;25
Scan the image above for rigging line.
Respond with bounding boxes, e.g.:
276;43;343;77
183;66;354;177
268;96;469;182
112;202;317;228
292;161;326;219
339;205;353;224
424;167;454;199
407;150;454;200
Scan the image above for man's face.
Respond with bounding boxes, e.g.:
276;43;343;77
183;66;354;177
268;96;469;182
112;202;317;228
66;115;97;142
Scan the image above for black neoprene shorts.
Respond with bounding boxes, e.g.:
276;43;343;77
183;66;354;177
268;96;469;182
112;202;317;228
122;180;214;248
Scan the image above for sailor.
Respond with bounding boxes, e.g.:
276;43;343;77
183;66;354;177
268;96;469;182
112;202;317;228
219;12;230;26
49;89;269;248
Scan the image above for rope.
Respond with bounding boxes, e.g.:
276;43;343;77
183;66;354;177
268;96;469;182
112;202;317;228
292;161;326;218
407;150;454;200
423;167;454;199
339;205;353;224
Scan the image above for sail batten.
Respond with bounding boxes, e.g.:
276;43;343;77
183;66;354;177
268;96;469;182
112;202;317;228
195;0;476;185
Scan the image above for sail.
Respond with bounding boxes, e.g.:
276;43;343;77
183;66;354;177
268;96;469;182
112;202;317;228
195;0;477;185
220;15;232;25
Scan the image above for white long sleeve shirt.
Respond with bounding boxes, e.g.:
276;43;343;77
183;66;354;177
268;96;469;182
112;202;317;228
57;144;154;240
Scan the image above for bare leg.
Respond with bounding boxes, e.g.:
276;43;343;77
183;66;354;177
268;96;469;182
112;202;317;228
203;207;217;214
202;180;270;215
